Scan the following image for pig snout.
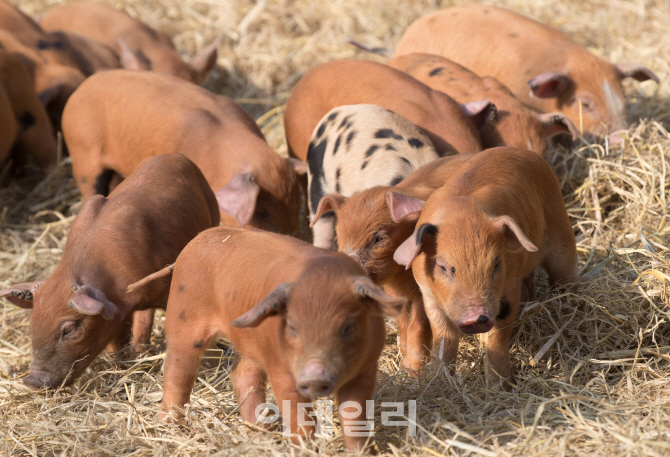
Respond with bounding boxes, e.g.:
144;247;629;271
23;369;55;390
296;362;335;399
457;307;495;334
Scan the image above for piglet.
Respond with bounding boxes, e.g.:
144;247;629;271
146;225;405;451
284;59;493;161
394;147;577;384
0;153;219;389
63;69;305;237
395;5;659;143
311;154;475;373
307;104;438;249
40;1;218;84
388;53;578;153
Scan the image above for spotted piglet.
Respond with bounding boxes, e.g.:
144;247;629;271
308;104;438;249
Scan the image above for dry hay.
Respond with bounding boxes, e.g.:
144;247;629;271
1;0;670;455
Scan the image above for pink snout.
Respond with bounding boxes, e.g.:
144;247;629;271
457;307;495;334
23;369;55;390
296;362;335;399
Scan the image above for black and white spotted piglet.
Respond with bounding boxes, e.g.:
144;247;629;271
307;104;438;249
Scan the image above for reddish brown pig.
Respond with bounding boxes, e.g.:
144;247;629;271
0;153;219;389
0;49;57;170
395;5;659;143
40;1;218;84
393;147;577;384
46;31;121;75
310;154;475;373
284;59;493;161
388;53;579;153
154;225;405;451
63;69;305;236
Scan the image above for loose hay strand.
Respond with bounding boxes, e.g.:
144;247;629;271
2;0;670;456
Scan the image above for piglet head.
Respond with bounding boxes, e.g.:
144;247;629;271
324;187;423;284
2;279;120;390
395;204;537;334
231;256;405;399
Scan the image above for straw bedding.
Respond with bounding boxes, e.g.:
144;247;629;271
1;0;669;455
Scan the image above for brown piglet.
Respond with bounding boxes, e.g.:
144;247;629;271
0;153;219;389
310;154;475;373
63;69;305;237
40;1;218;84
284;59;491;161
394;147;577;384
395;5;658;143
388;53;578;153
153;226;405;451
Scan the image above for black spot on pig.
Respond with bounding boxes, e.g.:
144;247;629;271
365;145;379;157
333;134;342;155
327;111;339;123
386;143;397;151
307;139;328;213
390;175;404;186
408;138;424;149
339;115;352;130
375;129;403;141
429;67;445;77
315;122;326;139
401;157;411;166
179;311;186;320
361;160;369;170
178;285;185;292
193;340;205;348
346;131;357;149
18;111;35;129
497;298;511;320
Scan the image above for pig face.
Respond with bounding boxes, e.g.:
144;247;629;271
395;205;536;334
314;188;416;283
231;263;404;399
3;280;120;389
528;58;658;142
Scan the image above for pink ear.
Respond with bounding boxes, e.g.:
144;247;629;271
68;285;118;320
351;276;407;317
117;38;151;71
386;192;425;222
215;173;260;226
537;112;579;141
615;63;659;83
393;223;437;269
527;72;571;98
190;36;221;84
0;281;43;309
492;216;538;253
311;194;347;226
461;100;497;128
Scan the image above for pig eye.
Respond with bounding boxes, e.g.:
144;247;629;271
369;232;386;247
492;257;502;278
435;259;455;278
286;321;298;338
60;320;81;341
339;320;358;341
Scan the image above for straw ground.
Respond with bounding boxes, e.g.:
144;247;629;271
2;0;669;455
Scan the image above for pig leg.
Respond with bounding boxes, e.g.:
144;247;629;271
520;272;536;302
106;316;133;357
311;214;337;250
543;243;578;288
230;355;268;426
130;309;155;355
424;296;459;367
70;151;106;200
336;368;377;451
485;286;522;387
267;368;315;443
397;296;432;375
160;323;212;420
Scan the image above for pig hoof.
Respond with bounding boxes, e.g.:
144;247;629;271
159;409;187;425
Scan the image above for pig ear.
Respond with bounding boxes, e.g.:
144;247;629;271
0;282;43;309
286;157;308;176
527;71;571;99
492;216;538;253
117;38;151;71
615;63;659;83
537;112;579;141
311;194;347;227
385;192;425;222
215;173;260;226
352;276;407;318
461;100;497;128
68;285;118;320
393;223;438;269
230;283;292;328
190;36;221;84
